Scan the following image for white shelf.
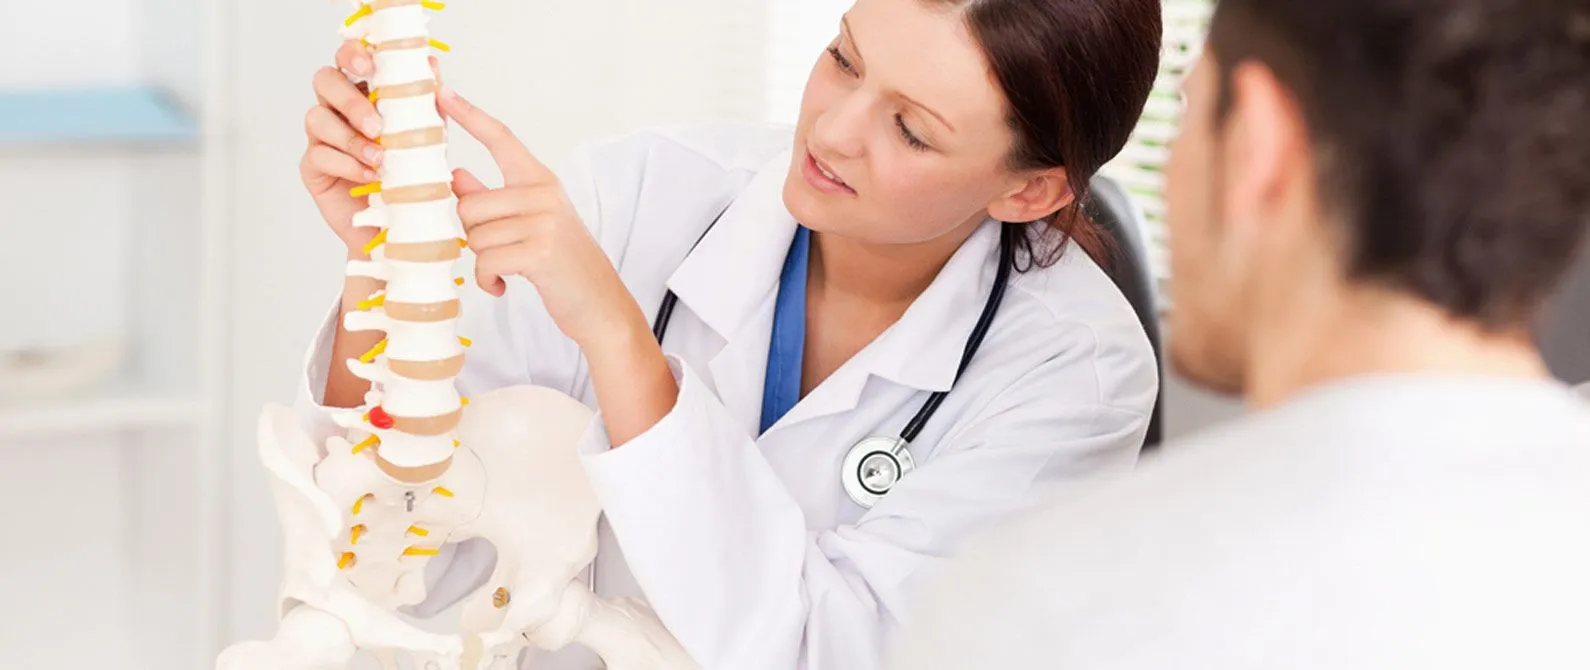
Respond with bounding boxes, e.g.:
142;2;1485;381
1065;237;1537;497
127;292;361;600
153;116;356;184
0;392;200;440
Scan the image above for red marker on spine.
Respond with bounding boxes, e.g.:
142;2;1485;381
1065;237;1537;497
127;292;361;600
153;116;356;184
368;406;395;430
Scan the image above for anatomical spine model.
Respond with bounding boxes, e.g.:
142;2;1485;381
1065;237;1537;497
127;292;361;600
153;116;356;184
214;2;696;668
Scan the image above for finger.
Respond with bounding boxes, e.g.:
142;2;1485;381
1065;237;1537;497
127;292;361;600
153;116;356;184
453;168;490;197
305;144;380;184
430;56;447;120
336;40;373;77
457;190;525;230
464;218;527;253
305;106;384;168
457;185;565;230
474;245;519;297
313;66;382;139
436;88;550;186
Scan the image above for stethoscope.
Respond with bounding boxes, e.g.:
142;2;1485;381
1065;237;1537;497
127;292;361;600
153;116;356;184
651;216;1015;509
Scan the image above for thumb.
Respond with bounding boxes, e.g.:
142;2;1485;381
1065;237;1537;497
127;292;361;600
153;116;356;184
452;168;489;197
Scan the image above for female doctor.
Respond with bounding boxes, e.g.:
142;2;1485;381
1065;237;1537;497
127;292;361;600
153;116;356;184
297;0;1162;666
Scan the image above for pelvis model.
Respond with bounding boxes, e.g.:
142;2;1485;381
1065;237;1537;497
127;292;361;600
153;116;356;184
216;3;696;668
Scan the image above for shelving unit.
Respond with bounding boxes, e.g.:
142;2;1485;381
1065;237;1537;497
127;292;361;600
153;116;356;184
0;0;223;667
0;86;198;147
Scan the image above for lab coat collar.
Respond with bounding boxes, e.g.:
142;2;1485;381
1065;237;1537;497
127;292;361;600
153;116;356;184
664;151;799;343
857;218;1003;393
664;150;1004;433
769;218;1002;434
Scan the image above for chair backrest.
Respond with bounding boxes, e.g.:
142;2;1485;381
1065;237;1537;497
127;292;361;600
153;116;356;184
1082;175;1166;450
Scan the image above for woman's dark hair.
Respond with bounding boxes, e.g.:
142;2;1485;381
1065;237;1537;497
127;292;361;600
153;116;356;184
935;0;1163;270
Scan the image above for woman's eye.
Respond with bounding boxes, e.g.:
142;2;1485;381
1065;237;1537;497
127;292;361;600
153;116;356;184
827;46;856;75
896;115;929;151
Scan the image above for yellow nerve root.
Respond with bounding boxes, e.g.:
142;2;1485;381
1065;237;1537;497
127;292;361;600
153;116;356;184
421;1;445;10
457;238;468;248
407;525;430;537
350;181;382;198
352;435;379;454
338;552;357;569
352;493;374;515
454;277;465;286
460;397;470;407
453;439;461;448
344;4;372;27
357;294;386;311
351;524;367;545
429;39;451;52
362;228;389;256
459;336;473;347
404;546;441;557
368;89;380;103
433;486;454;498
358;338;388;364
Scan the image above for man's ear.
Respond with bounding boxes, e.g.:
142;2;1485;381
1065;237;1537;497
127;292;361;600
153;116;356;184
988;168;1074;222
1219;62;1311;240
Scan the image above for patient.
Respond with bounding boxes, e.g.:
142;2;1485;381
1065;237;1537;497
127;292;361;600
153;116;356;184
888;0;1590;667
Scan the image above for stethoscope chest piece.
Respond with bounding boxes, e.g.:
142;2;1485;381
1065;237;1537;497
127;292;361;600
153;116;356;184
842;436;916;509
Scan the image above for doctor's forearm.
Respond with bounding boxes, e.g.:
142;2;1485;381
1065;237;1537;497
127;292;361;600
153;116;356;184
582;307;678;448
322;269;386;409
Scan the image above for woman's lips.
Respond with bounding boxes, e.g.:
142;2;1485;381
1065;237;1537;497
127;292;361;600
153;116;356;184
802;152;856;195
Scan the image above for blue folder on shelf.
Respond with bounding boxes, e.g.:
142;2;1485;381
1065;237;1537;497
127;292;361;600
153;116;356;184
0;85;197;146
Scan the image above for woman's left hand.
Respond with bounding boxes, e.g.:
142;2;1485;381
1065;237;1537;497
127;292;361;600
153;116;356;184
437;87;645;352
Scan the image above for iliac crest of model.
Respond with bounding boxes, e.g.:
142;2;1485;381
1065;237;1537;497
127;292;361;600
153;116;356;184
215;2;697;669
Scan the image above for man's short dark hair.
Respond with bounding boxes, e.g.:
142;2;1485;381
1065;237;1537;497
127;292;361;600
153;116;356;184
1207;0;1590;329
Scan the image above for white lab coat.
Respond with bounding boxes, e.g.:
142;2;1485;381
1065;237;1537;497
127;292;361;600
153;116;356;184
293;122;1159;669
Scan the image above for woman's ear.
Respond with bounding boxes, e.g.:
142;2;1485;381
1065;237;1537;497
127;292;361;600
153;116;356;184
987;168;1074;222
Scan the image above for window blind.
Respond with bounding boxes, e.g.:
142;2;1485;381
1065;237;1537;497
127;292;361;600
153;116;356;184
1098;0;1214;284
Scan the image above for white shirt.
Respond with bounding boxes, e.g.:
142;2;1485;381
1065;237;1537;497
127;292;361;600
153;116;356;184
890;374;1590;670
293;123;1159;669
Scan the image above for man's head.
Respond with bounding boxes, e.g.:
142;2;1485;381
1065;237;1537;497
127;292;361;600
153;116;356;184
1165;0;1590;395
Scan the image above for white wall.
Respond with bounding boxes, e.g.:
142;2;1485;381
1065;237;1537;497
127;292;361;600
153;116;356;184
217;0;770;650
0;0;141;88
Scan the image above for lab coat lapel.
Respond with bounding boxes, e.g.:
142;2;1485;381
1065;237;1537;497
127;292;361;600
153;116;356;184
664;150;799;434
765;219;1004;435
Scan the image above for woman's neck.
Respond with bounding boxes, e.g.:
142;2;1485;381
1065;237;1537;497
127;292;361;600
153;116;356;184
807;223;978;307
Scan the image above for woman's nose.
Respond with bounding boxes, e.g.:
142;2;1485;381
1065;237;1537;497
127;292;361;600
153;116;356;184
810;94;869;160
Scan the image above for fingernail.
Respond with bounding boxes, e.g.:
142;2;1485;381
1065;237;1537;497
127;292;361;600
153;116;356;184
364;145;382;163
352;56;371;74
362;117;382;138
364;169;379;181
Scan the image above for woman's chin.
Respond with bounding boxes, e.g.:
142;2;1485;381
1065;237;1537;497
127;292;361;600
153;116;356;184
782;172;830;228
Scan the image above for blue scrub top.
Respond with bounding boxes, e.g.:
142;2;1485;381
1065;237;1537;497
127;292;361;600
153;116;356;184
760;226;812;435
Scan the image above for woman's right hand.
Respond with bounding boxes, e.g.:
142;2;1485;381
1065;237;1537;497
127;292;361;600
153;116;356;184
301;41;442;255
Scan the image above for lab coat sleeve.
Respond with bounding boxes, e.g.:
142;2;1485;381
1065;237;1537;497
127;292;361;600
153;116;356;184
578;349;1151;669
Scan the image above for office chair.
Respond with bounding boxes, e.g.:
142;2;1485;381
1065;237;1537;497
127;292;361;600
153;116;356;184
1083;175;1166;450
